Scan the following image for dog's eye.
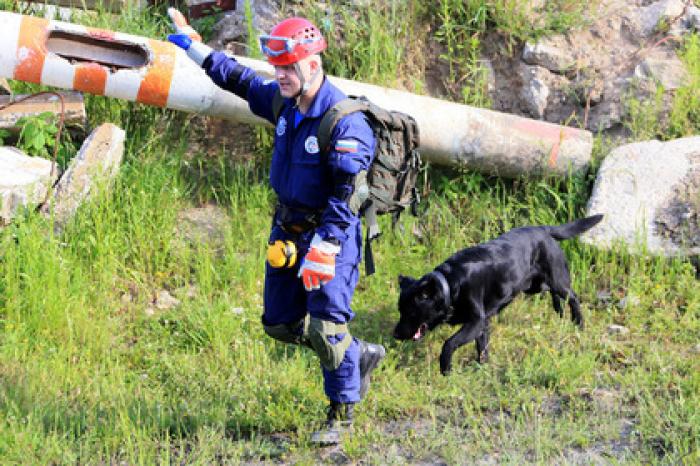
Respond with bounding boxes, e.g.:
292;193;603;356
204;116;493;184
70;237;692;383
419;291;430;301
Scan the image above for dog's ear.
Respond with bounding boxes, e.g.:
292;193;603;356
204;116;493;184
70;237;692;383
398;275;417;290
419;275;439;298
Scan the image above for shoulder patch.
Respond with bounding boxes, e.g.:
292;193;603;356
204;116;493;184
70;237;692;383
335;139;359;153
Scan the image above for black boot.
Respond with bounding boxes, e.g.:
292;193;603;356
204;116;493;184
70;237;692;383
359;339;386;399
311;401;354;446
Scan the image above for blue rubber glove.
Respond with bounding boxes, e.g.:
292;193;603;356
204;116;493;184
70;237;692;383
167;32;212;66
168;33;192;51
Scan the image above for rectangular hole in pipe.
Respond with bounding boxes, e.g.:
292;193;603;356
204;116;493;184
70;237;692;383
46;30;149;69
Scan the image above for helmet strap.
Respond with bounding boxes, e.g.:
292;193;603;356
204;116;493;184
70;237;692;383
293;61;323;101
293;62;305;100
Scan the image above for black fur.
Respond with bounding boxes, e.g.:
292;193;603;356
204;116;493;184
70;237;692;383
393;215;603;375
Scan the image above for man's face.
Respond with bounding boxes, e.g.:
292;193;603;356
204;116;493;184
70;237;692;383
274;57;316;98
274;63;302;98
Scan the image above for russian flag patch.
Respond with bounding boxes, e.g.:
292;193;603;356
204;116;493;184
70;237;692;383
335;139;359;153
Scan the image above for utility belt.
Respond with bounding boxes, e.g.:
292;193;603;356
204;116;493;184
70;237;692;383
267;202;323;269
274;202;323;235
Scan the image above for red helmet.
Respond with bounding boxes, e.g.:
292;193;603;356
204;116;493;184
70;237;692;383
259;17;327;66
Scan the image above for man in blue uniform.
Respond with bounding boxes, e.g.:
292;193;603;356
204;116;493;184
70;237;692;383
168;12;386;445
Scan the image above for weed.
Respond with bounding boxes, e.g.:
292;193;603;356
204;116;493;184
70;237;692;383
303;0;428;88
0;128;10;145
14;111;77;168
426;0;596;106
17;112;59;159
244;0;260;59
623;81;667;140
668;34;700;138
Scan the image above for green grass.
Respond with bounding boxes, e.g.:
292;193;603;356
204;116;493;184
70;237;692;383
1;0;699;464
624;34;700;140
304;0;429;89
423;0;597;105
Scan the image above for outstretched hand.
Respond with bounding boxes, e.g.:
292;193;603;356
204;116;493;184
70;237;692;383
167;8;202;42
165;8;212;66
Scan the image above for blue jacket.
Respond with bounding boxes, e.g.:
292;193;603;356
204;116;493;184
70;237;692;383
203;52;375;243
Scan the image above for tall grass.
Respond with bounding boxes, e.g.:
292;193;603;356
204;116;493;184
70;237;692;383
625;34;700;140
425;0;596;106
303;0;428;89
0;0;698;464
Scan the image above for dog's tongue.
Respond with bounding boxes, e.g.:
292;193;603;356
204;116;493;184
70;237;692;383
413;324;426;341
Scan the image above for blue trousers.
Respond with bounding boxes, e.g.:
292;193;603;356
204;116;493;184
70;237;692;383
262;220;363;403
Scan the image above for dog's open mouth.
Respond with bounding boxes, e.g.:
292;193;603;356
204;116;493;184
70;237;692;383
413;323;428;341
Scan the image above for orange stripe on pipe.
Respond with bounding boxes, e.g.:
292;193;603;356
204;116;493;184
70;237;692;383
513;120;582;142
513;120;583;167
136;39;175;107
14;15;49;84
548;141;561;167
74;63;108;95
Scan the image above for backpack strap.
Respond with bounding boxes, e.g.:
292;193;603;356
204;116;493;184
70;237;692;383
317;96;371;153
317;96;383;276
362;201;384;276
271;88;285;122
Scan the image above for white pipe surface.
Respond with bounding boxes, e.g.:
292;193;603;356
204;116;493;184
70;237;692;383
0;11;593;177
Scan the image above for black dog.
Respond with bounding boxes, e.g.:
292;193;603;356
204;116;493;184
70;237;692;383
393;215;603;375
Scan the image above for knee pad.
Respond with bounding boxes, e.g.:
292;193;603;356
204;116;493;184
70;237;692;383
308;317;352;371
263;315;310;347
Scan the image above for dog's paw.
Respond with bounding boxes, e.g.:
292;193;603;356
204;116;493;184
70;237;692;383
476;352;489;364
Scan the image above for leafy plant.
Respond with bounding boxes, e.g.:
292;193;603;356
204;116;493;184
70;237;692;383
16;112;58;159
432;0;491;106
16;111;76;168
0;128;10;146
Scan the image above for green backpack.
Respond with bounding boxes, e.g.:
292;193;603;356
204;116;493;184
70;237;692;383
273;93;422;275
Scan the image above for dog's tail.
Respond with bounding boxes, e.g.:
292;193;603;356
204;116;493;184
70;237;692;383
547;214;604;241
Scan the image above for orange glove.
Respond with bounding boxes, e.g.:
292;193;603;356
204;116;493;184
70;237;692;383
298;234;340;291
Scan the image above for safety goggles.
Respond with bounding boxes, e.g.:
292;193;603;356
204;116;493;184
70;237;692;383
259;35;318;57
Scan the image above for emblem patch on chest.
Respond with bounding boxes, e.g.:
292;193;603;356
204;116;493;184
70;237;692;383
276;117;287;136
305;136;320;154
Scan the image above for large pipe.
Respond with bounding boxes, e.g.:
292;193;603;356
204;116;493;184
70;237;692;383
0;11;593;177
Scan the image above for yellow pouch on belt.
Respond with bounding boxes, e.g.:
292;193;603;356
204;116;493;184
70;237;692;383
267;240;298;268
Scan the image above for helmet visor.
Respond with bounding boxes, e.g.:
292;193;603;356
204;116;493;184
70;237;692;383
259;35;319;59
259;35;295;57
